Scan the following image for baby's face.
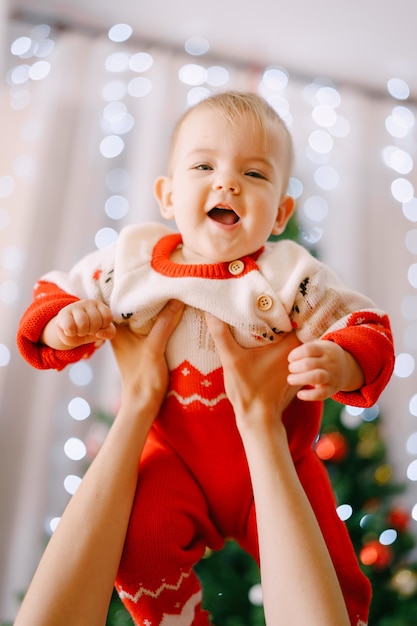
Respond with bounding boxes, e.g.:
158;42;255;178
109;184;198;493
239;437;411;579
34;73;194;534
156;105;294;264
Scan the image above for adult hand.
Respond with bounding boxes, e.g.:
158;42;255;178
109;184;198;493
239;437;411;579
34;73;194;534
112;300;184;413
205;314;301;426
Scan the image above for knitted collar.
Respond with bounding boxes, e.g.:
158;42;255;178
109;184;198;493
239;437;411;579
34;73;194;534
151;233;264;279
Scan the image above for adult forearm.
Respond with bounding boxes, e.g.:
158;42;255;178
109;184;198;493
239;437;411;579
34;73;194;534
14;401;154;626
239;419;350;626
15;301;184;626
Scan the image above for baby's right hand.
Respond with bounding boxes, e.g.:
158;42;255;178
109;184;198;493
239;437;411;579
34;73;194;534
41;299;116;349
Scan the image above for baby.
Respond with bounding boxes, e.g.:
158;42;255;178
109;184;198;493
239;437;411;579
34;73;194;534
17;91;394;626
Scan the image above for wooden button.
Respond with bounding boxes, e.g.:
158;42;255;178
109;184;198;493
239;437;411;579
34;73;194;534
257;294;273;311
228;260;245;275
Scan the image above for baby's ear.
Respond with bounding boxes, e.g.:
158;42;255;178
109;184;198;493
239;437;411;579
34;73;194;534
271;196;295;235
154;176;174;219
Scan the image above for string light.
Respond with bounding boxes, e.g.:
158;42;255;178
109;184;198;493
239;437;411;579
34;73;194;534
68;396;91;421
69;362;94;386
0;344;11;366
382;78;417;523
184;36;210;56
178;63;207;85
337;503;353;521
387;78;410;101
108;23;133;43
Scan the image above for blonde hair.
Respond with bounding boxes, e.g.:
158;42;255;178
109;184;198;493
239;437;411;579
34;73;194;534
169;91;294;190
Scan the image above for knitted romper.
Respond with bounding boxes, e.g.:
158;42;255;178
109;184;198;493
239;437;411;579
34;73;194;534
17;223;395;626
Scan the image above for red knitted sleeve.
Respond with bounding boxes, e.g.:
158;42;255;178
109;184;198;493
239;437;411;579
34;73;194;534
16;280;96;370
322;311;395;408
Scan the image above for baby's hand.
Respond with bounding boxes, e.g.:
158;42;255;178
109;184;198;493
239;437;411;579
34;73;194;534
42;299;116;349
287;339;364;401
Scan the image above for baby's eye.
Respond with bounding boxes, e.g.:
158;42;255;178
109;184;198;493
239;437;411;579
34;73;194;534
246;170;266;180
195;163;213;171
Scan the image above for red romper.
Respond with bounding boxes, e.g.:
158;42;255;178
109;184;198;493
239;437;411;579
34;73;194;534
17;223;395;626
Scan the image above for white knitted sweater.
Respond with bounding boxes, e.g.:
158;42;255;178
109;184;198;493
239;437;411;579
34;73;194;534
40;222;382;376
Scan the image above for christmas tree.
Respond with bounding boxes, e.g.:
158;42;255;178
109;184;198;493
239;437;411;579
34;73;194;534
315;400;417;626
101;398;417;626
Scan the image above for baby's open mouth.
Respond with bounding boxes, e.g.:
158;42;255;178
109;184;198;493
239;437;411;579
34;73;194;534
208;207;240;225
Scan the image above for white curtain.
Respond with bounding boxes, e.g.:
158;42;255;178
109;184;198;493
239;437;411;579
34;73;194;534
0;21;416;621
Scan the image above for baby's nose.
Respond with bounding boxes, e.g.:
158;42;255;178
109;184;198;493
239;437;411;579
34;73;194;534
213;172;240;193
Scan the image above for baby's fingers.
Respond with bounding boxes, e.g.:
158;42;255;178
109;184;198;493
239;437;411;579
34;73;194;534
287;340;324;363
71;308;101;336
287;366;329;387
61;301;113;337
95;324;117;341
296;385;330;402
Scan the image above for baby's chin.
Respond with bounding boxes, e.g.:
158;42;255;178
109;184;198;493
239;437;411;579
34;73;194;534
176;246;234;265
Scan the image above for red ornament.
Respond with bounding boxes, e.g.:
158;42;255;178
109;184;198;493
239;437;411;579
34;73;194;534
360;540;393;570
388;508;410;531
363;498;382;513
315;431;348;462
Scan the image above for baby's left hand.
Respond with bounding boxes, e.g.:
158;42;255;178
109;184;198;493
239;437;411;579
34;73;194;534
287;339;364;402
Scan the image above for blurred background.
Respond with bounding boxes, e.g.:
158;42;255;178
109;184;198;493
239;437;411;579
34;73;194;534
1;0;417;623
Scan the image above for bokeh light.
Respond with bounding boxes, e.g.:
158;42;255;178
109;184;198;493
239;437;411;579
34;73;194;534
68;397;91;421
387;78;410;100
108;23;133;43
184;37;210;56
